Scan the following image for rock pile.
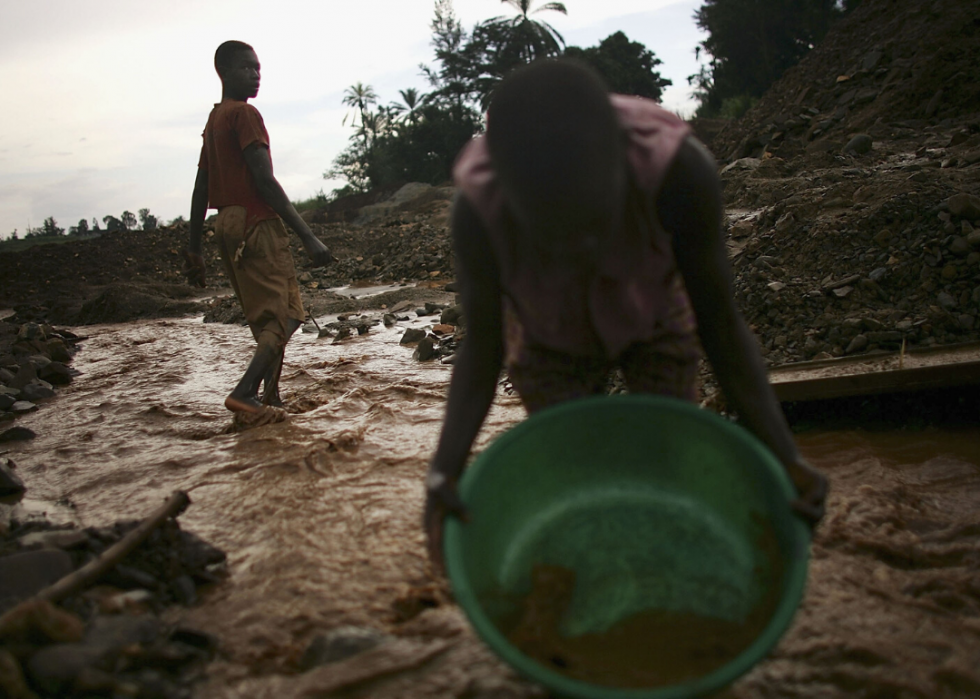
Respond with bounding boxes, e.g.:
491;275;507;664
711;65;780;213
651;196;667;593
0;322;80;429
698;0;980;365
0;497;225;699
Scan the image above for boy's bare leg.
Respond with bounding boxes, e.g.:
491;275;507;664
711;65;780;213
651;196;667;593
225;330;282;414
260;318;301;407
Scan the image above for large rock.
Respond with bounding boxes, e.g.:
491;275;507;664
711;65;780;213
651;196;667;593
842;134;873;155
948;193;980;220
400;328;426;345
0;459;26;494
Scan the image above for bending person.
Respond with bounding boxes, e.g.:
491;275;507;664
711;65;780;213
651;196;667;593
425;59;827;564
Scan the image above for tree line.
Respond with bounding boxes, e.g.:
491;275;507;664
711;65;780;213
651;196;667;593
326;0;672;197
327;0;862;197
8;208;176;241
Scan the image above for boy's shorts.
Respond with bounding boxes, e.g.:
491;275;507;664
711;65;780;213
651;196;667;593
213;206;305;344
505;303;701;414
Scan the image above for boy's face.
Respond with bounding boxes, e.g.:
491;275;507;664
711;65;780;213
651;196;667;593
223;49;261;100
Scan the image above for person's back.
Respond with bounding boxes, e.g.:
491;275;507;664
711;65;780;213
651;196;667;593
424;59;827;565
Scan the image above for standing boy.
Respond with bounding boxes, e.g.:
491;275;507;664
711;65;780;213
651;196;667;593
425;60;827;562
185;40;333;419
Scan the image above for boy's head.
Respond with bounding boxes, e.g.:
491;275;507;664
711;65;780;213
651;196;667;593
215;40;260;100
486;59;625;253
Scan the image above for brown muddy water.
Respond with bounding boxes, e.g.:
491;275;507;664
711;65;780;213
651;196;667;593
3;307;980;698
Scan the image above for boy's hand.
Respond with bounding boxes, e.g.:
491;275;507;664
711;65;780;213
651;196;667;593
423;470;468;572
183;250;206;288
303;238;335;267
785;458;828;527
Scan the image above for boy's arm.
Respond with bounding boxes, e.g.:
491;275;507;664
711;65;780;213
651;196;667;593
657;136;827;524
243;143;334;267
185;166;209;287
424;195;505;566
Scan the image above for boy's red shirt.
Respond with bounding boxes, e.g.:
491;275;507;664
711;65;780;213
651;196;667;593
198;99;279;229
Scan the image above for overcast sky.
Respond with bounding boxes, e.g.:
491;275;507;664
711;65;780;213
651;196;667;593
0;0;705;239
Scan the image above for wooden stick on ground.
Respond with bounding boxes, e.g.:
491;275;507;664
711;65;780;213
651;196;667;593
0;490;191;635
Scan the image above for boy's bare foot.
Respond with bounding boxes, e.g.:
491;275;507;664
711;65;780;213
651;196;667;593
224;395;265;414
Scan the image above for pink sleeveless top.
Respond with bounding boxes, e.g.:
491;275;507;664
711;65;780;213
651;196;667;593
454;95;695;359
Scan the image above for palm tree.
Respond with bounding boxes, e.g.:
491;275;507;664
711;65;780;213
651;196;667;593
341;82;378;129
389;88;423;125
488;0;568;64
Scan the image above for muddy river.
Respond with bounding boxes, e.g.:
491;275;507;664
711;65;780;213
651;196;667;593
4;307;979;697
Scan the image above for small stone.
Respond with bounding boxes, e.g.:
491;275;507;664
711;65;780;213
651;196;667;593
958;314;976;330
845;334;869;353
937;291;957;309
10;401;36;414
400;328;426;345
20;384;55;402
301;323;318;334
873;229;892;245
431;324;455;336
9;363;37;391
0;367;14;385
382;314;396;327
28;355;51;370
941;264;958;280
27;644;109;696
832;286;854;298
440;305;463;326
38;361;72;386
0;459;26;495
869;267;888;282
299;626;389;671
0;395;14;411
949;236;970;255
767;282;786;292
948;193;980;220
842;134;873;155
16;323;44;342
414;336;437;361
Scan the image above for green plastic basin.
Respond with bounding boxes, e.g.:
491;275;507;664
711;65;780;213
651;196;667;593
444;395;810;699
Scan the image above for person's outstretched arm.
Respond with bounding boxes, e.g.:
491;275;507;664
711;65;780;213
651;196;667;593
424;195;505;567
185;167;210;287
243;143;334;267
658;136;827;525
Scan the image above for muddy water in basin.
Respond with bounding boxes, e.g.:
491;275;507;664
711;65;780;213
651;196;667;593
5;314;980;697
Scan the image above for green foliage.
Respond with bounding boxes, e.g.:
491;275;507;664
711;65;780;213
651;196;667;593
292;190;330;212
138;208;158;230
719;94;757;119
328;0;575;194
69;218;90;236
42;216;64;237
564;31;671;101
691;0;842;116
121;210;138;230
103;215;123;232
